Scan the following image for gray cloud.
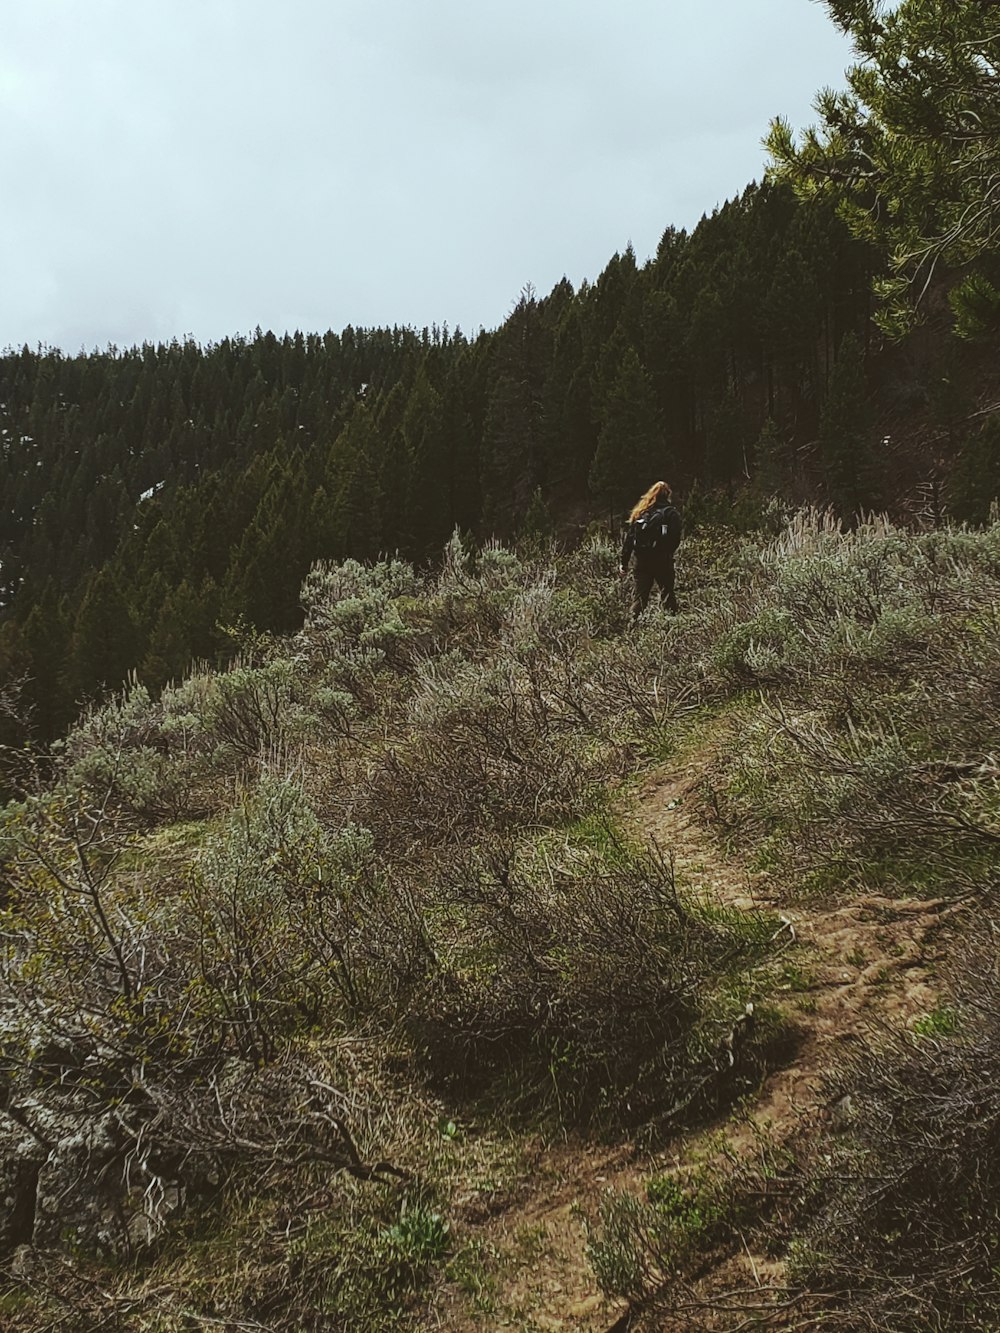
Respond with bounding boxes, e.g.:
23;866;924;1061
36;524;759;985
0;0;852;351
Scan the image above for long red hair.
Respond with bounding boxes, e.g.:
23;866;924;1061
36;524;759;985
629;481;672;523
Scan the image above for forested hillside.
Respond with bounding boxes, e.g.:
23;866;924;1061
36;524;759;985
0;177;972;743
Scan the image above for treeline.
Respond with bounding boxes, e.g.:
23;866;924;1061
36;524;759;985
0;178;946;738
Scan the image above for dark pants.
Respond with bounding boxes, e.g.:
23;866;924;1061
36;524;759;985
632;552;677;618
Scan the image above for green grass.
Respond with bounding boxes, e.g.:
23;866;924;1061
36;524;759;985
913;1004;962;1037
558;806;630;856
777;959;816;993
445;1238;502;1316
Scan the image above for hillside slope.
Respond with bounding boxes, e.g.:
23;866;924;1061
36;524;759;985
1;511;999;1330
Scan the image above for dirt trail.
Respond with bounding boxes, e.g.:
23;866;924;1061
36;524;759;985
628;765;952;1156
439;754;957;1331
441;1137;635;1331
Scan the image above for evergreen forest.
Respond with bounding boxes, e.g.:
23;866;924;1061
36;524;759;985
2;168;994;743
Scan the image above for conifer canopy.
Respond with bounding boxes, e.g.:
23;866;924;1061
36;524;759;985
767;0;1000;336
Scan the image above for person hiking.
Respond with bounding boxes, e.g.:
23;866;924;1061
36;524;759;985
619;480;682;618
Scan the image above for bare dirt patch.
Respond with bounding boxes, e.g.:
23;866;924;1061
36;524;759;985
438;1137;637;1331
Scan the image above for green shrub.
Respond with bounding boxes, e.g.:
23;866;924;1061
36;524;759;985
588;1163;741;1301
61;683;210;819
782;967;1000;1329
400;840;776;1129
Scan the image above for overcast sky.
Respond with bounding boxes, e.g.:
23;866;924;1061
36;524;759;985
1;1;853;353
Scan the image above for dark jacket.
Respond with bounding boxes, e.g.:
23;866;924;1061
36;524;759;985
621;503;682;568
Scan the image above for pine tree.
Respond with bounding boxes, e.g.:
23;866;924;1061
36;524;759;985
226;450;313;632
767;0;1000;335
441;363;480;534
705;389;752;490
818;333;878;517
753;417;793;498
480;374;537;534
541;305;591;495
521;487;552;544
140;580;203;691
325;402;382;560
479;288;547;533
949;419;1000;525
68;567;140;707
588;349;662;515
401;367;450;556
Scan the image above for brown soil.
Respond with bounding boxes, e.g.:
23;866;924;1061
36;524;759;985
434;750;960;1331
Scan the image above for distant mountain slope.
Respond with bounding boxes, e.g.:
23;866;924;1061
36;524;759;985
2;178;998;744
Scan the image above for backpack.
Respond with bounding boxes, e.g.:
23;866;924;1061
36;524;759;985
632;503;682;555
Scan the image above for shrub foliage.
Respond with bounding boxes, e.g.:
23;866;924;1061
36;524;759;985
4;511;1000;1327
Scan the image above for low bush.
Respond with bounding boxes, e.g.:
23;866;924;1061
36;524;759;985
781;933;1000;1330
400;839;776;1129
702;514;1000;889
588;1162;742;1301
